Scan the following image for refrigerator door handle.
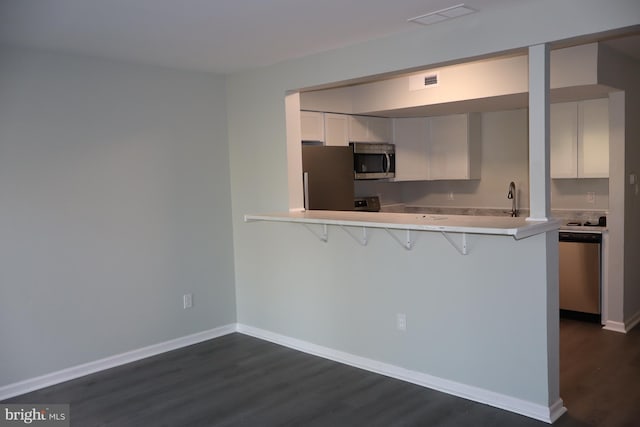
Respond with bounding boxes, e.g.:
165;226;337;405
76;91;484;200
303;172;309;210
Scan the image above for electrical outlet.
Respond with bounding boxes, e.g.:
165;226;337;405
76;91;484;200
587;192;596;204
396;313;407;331
183;293;193;309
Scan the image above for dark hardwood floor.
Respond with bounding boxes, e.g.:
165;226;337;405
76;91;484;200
558;319;640;427
4;319;639;426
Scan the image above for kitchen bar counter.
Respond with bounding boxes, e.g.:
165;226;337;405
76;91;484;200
245;210;561;240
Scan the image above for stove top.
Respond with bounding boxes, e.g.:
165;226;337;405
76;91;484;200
566;221;602;227
565;216;606;227
561;216;607;233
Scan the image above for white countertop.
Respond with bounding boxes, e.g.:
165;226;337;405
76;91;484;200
559;225;607;233
245;210;561;240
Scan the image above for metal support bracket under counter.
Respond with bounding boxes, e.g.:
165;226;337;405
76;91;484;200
244;210;561;255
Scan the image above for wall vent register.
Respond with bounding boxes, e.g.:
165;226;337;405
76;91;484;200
409;73;439;91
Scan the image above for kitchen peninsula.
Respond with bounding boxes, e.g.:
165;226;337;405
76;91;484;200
245;210;561;243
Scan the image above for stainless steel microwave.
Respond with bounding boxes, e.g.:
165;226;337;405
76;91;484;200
350;142;395;180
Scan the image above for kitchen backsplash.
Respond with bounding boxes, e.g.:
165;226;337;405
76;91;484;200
381;204;528;217
380;204;607;224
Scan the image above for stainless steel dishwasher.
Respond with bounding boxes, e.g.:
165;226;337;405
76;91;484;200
559;231;602;316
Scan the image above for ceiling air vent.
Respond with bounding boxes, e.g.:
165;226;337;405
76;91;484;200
424;74;438;86
409;72;439;91
408;4;476;26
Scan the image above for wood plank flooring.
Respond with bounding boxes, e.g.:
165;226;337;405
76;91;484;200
558;319;640;427
3;319;639;426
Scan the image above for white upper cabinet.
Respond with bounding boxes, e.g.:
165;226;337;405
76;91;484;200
348;115;368;142
367;116;392;142
550;102;579;178
579;98;609;178
550;98;609;179
300;111;325;142
324;113;350;146
348;115;391;143
302;111;391;145
392;118;430;181
392;113;480;181
427;113;481;180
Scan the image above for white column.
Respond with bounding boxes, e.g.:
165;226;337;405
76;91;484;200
285;92;304;211
530;44;564;416
603;91;625;329
527;44;551;221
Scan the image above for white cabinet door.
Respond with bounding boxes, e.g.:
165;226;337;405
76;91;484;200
392;118;429;181
367;116;392;142
579;98;609;178
348;115;392;143
550;99;609;179
324;113;350;146
300;111;324;142
550;102;579;178
348;116;369;142
427;113;480;180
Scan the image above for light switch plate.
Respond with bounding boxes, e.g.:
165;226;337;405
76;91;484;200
183;293;193;309
396;313;407;331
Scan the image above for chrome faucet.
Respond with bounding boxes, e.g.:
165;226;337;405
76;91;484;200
507;181;518;217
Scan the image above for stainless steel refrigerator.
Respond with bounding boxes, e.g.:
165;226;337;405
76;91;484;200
302;145;354;211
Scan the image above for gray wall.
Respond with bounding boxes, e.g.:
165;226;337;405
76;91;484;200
623;87;640;325
618;60;640;324
597;45;640;326
0;48;236;386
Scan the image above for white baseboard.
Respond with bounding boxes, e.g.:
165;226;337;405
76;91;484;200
237;324;564;424
603;311;640;334
0;324;236;401
624;309;640;333
603;320;627;333
549;398;568;423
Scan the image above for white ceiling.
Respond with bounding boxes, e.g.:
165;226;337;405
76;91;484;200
0;0;541;74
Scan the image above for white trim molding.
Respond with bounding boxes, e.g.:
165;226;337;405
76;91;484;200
237;324;566;424
603;320;627;333
624;309;640;333
0;324;236;401
603;309;640;334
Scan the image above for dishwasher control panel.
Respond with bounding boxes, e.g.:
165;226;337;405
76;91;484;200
559;232;602;243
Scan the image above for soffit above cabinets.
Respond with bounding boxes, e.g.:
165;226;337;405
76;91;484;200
368;93;528;117
301;42;622;118
366;86;615;117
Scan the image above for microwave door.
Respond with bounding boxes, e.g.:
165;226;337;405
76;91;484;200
301;146;354;211
355;153;385;178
